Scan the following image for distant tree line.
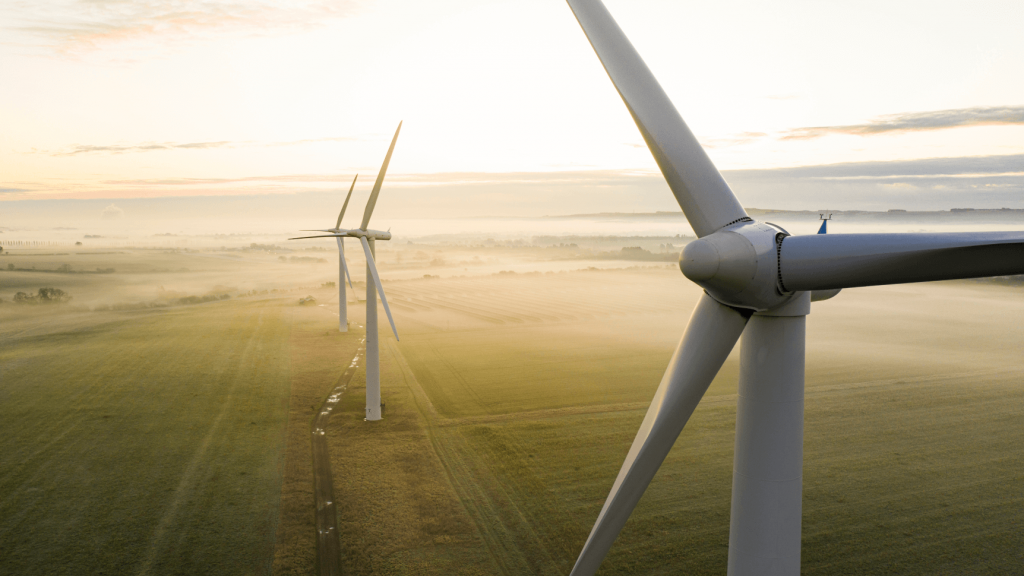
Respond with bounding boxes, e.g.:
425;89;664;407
2;263;114;274
8;288;72;304
93;294;230;311
279;256;327;263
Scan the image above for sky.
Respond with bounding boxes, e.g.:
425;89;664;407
2;0;1023;218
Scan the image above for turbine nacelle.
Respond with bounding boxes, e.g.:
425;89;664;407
349;228;392;241
679;220;795;312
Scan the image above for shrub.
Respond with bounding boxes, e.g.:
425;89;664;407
38;288;71;303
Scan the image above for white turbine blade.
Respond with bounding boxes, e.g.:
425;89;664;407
360;122;402;231
570;294;750;576
338;237;353;289
289;234;346;240
780;231;1024;291
565;0;748;238
336;174;358;229
358;236;400;341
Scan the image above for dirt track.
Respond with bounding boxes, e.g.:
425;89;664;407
312;339;365;576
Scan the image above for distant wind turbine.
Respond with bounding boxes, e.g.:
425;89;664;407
313;174;358;332
292;122;403;421
563;1;1024;575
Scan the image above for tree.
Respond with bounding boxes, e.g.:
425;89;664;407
37;288;71;303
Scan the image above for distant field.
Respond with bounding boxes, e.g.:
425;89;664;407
2;245;1021;575
330;268;1024;575
0;248;334;306
0;298;298;575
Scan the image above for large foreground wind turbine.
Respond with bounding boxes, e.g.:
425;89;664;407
563;2;1024;575
292;122;403;421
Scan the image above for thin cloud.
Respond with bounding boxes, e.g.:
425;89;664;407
703;131;769;149
56;141;233;156
7;155;1023;214
93;158;1024;192
723;154;1024;209
782;106;1024;140
273;136;361;147
727;154;1024;180
100;169;662;188
103;174;350;186
51;135;360;156
4;0;362;54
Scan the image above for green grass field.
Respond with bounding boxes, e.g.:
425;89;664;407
0;298;296;575
329;268;1024;575
1;246;1021;575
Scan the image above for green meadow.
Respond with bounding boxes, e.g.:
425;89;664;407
0;248;357;576
331;268;1024;575
0;298;292;575
1;246;1021;575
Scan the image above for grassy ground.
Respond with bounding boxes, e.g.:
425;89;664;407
331;268;1024;575
325;337;500;575
2;245;1021;575
0;297;294;575
0;248;371;576
272;306;363;576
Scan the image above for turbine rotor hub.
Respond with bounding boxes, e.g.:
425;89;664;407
679;221;794;312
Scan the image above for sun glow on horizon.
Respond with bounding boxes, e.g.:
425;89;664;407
2;0;1023;207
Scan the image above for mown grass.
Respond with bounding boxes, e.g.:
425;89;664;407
2;251;1021;575
0;298;294;575
324;336;499;575
340;269;1024;575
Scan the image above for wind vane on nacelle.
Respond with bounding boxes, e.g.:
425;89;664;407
818;211;833;234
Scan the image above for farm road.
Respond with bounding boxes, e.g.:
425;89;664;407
312;340;365;576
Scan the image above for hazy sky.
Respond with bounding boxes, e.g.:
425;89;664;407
2;0;1023;212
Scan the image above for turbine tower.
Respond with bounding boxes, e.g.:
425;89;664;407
317;174;358;331
563;2;1024;575
292;122;403;421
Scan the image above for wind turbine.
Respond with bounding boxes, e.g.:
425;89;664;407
292;122;403;421
315;174;357;332
563;2;1024;575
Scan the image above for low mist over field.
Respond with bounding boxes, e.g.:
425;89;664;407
1;213;1022;574
6;208;1024;308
